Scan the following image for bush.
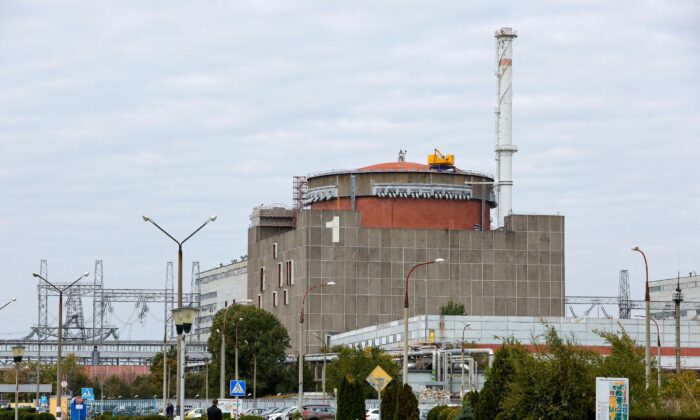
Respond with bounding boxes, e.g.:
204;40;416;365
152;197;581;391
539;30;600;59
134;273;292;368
393;384;419;420
238;416;265;420
427;406;449;420
380;381;400;420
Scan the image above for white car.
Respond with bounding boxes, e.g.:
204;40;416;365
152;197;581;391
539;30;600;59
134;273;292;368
267;406;298;420
366;408;380;420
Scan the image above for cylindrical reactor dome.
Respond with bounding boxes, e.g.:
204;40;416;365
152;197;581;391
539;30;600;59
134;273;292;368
303;162;495;230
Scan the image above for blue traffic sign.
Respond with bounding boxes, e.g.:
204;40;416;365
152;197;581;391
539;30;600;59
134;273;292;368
81;388;95;400
40;395;48;405
229;380;246;397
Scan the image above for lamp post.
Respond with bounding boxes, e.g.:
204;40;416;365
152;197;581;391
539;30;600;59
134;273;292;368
636;315;662;389
219;300;252;400
311;333;327;399
144;214;216;416
162;314;173;415
403;259;444;385
0;297;16;311
298;281;335;410
173;306;199;420
13;345;25;420
32;271;89;418
632;246;651;388
460;323;471;398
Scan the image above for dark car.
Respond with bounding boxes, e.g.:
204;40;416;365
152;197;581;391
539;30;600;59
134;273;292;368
299;405;335;420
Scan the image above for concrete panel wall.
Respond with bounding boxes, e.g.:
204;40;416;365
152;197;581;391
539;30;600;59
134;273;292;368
248;211;565;354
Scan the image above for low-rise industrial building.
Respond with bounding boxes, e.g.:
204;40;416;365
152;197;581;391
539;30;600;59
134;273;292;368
194;260;248;341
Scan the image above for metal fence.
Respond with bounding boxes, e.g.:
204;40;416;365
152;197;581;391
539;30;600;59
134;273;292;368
85;399;158;416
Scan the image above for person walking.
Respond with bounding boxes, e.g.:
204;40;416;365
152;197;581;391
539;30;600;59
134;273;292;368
207;399;222;420
166;403;174;420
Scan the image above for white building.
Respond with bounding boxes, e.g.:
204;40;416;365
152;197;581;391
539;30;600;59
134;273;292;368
650;272;700;320
329;315;700;370
194;259;248;341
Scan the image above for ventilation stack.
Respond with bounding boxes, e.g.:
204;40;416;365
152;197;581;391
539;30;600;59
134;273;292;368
495;27;518;227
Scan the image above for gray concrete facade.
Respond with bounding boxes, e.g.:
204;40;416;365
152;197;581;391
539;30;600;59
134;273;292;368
248;211;565;354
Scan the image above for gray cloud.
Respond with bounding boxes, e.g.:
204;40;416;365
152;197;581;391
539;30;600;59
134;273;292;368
1;0;698;338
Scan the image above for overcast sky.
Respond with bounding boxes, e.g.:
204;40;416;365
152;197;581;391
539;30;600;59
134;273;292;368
1;1;698;339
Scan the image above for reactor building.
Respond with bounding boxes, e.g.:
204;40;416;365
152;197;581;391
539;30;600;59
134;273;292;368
247;152;565;353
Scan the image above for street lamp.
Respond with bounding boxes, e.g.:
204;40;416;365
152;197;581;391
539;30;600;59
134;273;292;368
403;258;444;385
298;281;335;409
143;214;216;415
460;323;471;398
13;345;25;420
311;333;327;399
632;246;651;388
162;314;173;415
173;306;199;420
32;271;89;418
0;297;16;311
219;300;252;400
635;314;662;389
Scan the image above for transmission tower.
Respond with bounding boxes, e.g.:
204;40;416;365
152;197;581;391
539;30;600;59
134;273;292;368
619;270;631;319
165;261;174;337
191;261;201;340
92;260;104;344
36;260;48;342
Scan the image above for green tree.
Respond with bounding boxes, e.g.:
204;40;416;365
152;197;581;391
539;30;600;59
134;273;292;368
439;301;465;316
596;329;658;408
336;376;364;420
379;380;399;420
393;384;418;420
326;346;399;398
208;305;290;397
498;326;600;420
474;338;527;420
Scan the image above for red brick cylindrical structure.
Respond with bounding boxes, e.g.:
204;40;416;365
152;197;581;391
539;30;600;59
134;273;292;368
305;162;495;230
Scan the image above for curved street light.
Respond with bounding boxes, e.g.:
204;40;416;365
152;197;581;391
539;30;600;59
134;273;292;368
0;298;16;312
632;246;651;388
403;258;444;385
298;281;335;409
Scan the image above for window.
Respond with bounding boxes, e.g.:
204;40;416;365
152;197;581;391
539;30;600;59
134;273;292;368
285;260;294;286
272;291;278;307
257;294;262;308
283;289;289;305
278;262;283;288
259;267;266;291
272;242;278;259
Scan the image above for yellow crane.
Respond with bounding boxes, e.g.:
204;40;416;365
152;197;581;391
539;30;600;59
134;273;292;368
427;148;455;168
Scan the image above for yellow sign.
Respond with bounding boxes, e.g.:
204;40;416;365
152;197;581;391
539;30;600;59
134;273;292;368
366;365;392;392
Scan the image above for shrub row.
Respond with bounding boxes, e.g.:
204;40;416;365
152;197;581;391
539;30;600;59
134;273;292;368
426;405;463;420
0;412;54;420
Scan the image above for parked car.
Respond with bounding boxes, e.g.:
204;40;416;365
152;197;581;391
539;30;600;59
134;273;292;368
300;404;335;420
112;405;140;416
365;408;380;420
267;406;298;420
261;407;284;420
244;407;276;416
185;408;206;419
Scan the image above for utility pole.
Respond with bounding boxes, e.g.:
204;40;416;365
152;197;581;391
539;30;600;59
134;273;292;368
673;272;683;373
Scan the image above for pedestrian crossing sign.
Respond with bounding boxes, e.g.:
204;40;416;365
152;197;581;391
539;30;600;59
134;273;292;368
229;380;246;397
81;388;95;401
